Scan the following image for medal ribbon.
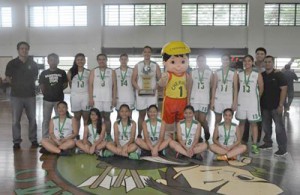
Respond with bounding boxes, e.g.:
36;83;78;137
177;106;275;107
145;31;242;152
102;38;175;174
223;123;232;145
58;117;67;138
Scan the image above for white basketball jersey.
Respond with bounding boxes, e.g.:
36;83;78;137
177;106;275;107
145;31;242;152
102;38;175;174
180;120;198;148
218;122;237;146
93;68;113;101
146;118;162;145
53;116;73;139
117;120;133;146
238;70;260;111
190;68;212;104
136;61;157;90
87;124;100;143
71;69;90;95
215;68;235;104
115;67;135;103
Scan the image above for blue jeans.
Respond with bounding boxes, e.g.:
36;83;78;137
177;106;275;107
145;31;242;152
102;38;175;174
262;109;287;151
42;100;59;138
11;97;37;144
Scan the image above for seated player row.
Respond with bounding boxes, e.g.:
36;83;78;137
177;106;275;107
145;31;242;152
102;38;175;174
40;101;246;161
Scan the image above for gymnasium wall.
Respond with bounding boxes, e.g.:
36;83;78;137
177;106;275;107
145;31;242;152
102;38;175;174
0;0;299;69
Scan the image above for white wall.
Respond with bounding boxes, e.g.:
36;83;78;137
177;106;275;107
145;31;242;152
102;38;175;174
0;0;300;67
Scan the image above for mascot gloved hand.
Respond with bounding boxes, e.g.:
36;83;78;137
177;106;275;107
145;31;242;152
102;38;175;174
158;41;191;137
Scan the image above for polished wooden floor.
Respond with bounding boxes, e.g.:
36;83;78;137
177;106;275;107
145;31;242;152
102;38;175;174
1;92;300;194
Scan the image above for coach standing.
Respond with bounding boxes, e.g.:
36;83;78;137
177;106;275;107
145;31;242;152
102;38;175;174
5;41;39;149
259;55;288;156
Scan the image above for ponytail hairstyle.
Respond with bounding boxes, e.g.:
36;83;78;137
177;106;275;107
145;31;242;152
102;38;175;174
69;53;85;80
117;104;132;126
56;101;72;118
88;108;102;134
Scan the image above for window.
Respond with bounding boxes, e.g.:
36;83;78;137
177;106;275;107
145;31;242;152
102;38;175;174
29;6;87;27
0;7;12;27
182;4;247;26
264;3;300;26
104;4;166;26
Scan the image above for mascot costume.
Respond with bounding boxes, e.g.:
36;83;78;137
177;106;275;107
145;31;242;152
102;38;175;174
158;41;191;137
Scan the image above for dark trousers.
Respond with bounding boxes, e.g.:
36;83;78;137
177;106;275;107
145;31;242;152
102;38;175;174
261;109;287;151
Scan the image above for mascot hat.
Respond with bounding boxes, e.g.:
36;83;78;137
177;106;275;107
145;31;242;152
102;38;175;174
161;41;191;55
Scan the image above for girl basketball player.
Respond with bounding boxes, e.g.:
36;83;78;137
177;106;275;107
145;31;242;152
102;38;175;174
189;55;213;141
236;55;263;154
76;108;107;154
41;101;78;155
210;108;247;160
136;105;171;156
169;105;207;159
106;104;139;159
115;53;135;112
211;54;238;126
67;53;90;137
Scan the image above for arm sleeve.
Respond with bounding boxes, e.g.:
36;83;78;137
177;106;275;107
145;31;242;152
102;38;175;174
5;61;13;77
278;72;288;87
38;71;45;84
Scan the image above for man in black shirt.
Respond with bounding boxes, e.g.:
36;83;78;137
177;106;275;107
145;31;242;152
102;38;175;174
39;53;68;138
259;55;288;156
5;41;39;149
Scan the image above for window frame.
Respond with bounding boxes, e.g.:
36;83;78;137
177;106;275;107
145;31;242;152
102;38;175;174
104;3;166;26
0;7;12;27
264;3;300;26
182;3;248;26
29;5;87;27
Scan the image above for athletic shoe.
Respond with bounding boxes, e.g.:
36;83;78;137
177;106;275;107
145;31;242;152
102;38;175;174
158;149;166;156
39;147;50;154
205;132;210;141
105;134;113;142
192;154;203;161
259;144;272;150
140;149;151;157
59;150;71;156
13;143;20;149
103;150;114;157
129;152;140;160
251;144;260;154
274;149;288;157
216;154;228;161
31;141;40;148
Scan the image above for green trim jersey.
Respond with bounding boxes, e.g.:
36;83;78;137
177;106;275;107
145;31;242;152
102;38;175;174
190;67;212;104
146;118;162;145
93;68;113;101
87;124;100;144
115;67;135;104
215;67;235;104
117;120;133;146
53;116;73;139
71;68;90;95
179;120;199;148
218;122;237;146
237;70;260;111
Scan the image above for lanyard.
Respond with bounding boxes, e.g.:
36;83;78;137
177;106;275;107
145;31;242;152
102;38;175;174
78;69;84;81
121;122;128;138
91;124;97;140
223;123;232;145
197;68;204;83
150;120;157;138
58;117;67;137
222;67;230;85
185;121;193;140
244;70;252;86
99;68;106;81
121;69;127;83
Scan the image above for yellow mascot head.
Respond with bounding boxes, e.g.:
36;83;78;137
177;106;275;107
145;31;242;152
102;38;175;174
161;41;191;76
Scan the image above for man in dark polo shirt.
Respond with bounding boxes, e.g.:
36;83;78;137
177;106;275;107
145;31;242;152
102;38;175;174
259;55;288;156
5;41;39;149
39;53;68;138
